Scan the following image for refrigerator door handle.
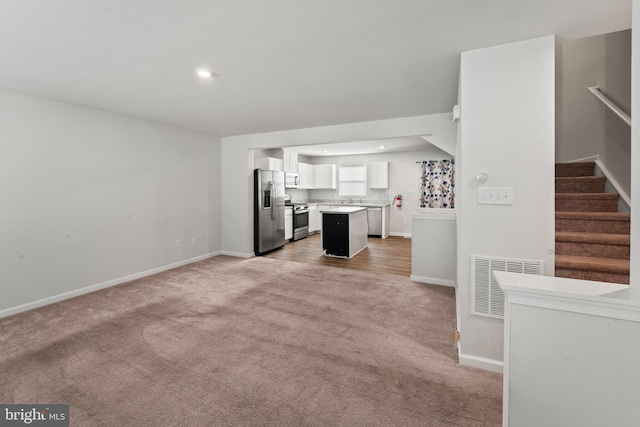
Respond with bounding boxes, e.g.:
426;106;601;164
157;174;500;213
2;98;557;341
269;181;276;220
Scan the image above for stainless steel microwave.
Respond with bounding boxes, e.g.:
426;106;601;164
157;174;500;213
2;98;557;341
285;172;299;188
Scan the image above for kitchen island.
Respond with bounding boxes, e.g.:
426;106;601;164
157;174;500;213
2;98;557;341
320;206;368;258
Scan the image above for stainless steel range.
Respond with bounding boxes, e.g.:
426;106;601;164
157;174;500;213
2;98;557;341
285;198;309;241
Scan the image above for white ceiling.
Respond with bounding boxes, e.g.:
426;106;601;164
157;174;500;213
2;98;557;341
290;136;434;157
0;1;631;137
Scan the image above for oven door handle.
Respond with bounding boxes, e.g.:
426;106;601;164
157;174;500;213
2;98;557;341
295;209;309;214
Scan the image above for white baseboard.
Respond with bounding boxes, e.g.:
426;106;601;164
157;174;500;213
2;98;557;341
594;159;631;211
459;352;504;374
389;232;411;238
0;251;221;319
220;250;254;258
566;155;599;163
410;275;456;287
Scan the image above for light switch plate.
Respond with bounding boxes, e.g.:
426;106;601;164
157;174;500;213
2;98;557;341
478;187;513;205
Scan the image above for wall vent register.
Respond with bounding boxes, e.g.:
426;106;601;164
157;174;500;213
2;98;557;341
471;255;544;319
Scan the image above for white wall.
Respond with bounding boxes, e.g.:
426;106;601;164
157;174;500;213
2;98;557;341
307;149;451;236
208;139;222;254
555;34;606;161
456;36;556;368
0;88;221;316
556;30;631;196
220;114;457;256
631;0;640;285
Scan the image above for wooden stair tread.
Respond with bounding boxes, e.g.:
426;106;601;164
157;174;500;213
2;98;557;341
555;211;630;220
555;255;630;273
555;231;630;245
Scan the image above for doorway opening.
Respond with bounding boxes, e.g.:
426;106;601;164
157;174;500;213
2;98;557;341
251;135;453;277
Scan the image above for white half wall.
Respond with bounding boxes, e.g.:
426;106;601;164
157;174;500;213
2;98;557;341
497;272;640;426
0;88;221;315
457;36;556;364
220;114;456;256
410;211;456;287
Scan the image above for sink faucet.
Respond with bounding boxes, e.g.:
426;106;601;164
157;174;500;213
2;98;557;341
348;198;353;204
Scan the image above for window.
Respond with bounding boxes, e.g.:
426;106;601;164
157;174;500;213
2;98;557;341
338;166;367;196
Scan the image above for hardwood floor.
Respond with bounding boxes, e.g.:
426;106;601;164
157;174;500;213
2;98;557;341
264;233;412;276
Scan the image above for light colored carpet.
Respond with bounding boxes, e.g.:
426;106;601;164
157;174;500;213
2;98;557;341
0;256;502;426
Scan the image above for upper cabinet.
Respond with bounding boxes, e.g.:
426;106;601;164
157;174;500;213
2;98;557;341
282;149;299;172
367;161;389;189
297;162;336;189
259;156;283;171
298;162;314;189
314;164;336;189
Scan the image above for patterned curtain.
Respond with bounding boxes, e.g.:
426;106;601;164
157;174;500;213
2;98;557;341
419;160;455;208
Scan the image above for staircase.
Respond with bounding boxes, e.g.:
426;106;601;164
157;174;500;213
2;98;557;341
555;162;630;284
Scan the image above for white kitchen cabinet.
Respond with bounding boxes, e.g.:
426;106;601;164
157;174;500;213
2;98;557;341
308;204;320;233
313;164;336;189
282;149;299;172
298;162;314;189
285;206;293;240
259;156;283;171
367;162;389;189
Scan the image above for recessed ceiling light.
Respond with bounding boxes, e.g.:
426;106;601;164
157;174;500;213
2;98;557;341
322;149;328;153
195;68;213;78
380;145;386;149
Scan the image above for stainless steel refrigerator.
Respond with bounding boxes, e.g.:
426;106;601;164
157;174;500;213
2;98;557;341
254;169;286;255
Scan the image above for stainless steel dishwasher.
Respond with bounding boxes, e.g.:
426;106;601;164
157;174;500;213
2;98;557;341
367;207;382;236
